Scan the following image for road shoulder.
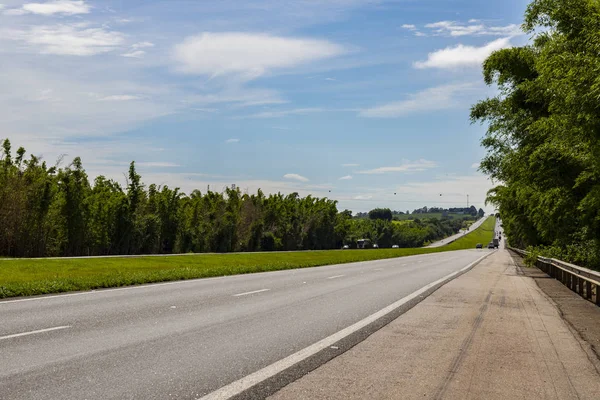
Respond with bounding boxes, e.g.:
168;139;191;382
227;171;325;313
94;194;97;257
269;250;600;400
509;251;600;371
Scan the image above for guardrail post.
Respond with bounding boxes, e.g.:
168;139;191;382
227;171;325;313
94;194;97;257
596;284;600;306
586;281;593;300
578;277;584;296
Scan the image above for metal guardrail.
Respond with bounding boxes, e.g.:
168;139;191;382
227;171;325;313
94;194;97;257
509;247;600;306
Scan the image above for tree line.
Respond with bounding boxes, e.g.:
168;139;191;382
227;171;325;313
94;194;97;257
0;139;476;258
473;0;600;268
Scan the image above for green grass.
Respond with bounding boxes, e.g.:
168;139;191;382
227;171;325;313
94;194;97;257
443;216;496;250
0;216;496;299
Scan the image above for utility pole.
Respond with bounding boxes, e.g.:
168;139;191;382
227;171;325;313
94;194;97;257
467;194;469;208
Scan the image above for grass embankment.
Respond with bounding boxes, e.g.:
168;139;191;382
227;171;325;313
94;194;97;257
0;216;496;299
444;216;496;250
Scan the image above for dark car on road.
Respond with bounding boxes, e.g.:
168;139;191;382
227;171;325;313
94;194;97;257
487;242;495;249
476;243;482;249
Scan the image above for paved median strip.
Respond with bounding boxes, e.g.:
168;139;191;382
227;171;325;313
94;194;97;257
0;325;71;341
233;289;270;297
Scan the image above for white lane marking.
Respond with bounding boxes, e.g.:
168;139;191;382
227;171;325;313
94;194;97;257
0;325;71;341
198;252;493;400
401;264;407;266
326;275;345;280
373;268;384;271
233;289;270;297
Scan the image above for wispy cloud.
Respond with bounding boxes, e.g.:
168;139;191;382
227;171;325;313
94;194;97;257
354;194;373;200
360;83;476;118
342;163;359;167
243;107;323;119
401;24;417;31
414;38;511;69
226;138;240;143
357;159;437;174
121;42;154;58
339;175;353;180
4;1;90;16
423;20;521;37
121;50;146;58
173;32;345;79
2;23;124;56
471;162;480;169
283;173;309;182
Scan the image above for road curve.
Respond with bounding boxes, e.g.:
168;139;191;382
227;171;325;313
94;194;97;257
0;250;491;399
425;216;487;248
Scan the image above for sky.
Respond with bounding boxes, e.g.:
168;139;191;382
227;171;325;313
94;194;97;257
0;0;531;213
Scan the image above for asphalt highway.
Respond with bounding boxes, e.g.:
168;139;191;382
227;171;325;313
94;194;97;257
0;249;490;399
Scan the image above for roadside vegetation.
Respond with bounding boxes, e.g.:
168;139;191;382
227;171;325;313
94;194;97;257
473;0;600;270
0;141;484;258
0;216;495;298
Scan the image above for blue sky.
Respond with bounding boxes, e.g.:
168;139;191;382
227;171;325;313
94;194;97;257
0;0;530;213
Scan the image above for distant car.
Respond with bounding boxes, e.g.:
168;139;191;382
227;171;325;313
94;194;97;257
342;245;349;249
392;245;399;249
476;243;482;249
373;244;379;249
487;242;495;249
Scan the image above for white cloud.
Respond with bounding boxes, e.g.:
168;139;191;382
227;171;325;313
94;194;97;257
339;175;353;180
414;38;511;69
360;83;476;118
173;32;345;79
5;1;90;16
342;163;359;167
121;50;146;58
424;21;521;37
471;162;480;169
226;138;240;143
283;173;309;182
132;41;154;49
244;107;323;118
98;95;142;101
354;195;373;200
120;42;154;58
357;159;437;174
2;24;124;56
401;24;417;30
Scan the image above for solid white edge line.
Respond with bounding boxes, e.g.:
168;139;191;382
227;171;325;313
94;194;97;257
0;325;71;341
233;289;270;297
326;275;345;280
198;252;493;400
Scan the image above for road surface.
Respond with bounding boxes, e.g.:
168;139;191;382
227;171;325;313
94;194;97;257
0;250;489;399
425;216;487;248
271;249;600;400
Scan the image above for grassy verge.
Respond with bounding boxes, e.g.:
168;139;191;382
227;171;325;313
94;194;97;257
0;216;496;299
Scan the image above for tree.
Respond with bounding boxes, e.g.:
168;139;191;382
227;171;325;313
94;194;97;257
471;0;600;268
368;208;393;221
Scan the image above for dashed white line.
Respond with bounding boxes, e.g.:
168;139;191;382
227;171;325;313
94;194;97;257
0;325;71;341
233;289;270;297
373;268;384;271
326;275;345;280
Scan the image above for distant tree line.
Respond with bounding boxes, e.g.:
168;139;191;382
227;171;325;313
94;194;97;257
0;140;472;257
473;0;600;269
